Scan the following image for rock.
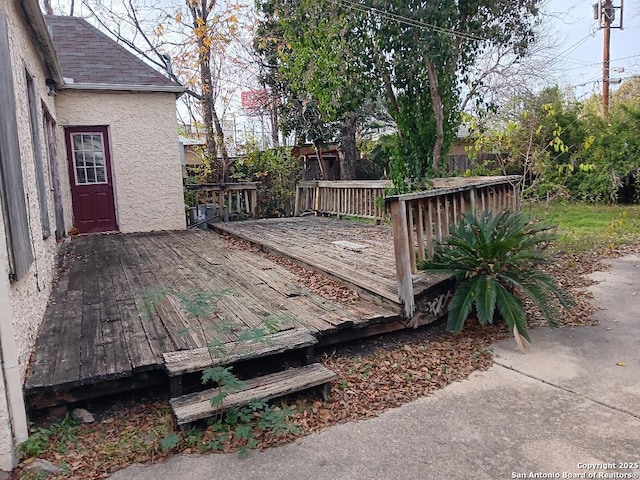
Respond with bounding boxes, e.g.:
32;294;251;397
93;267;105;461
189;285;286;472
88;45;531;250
71;408;95;423
48;405;68;418
23;458;63;475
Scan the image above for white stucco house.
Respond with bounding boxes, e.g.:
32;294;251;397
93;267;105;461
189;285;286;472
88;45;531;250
0;0;185;472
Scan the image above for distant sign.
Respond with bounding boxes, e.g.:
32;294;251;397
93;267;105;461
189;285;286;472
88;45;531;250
241;89;268;110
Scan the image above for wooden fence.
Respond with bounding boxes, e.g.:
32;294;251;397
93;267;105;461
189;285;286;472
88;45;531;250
386;175;521;318
295;180;392;221
186;183;258;226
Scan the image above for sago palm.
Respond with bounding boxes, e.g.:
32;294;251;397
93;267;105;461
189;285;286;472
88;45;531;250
421;210;573;350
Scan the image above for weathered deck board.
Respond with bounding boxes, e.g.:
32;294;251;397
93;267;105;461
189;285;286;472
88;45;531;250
25;266;69;389
114;235;174;365
80;237;106;382
154;232;299;339
129;235;204;351
97;239;130;378
106;235;157;372
212;218;401;302
142;233;237;345
163;329;317;377
213;217;444;300
176;232;341;334
25;229;402;396
171;364;337;426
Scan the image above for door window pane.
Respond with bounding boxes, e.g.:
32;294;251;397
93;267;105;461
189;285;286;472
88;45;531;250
71;133;107;185
73;135;83;152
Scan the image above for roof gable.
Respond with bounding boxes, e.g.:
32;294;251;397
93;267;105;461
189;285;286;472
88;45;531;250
44;15;181;90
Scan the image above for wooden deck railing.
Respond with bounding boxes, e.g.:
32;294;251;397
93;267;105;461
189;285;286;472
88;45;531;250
186;183;258;226
386;175;522;318
295;180;392;221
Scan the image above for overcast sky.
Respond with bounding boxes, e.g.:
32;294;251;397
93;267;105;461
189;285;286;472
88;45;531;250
545;0;639;98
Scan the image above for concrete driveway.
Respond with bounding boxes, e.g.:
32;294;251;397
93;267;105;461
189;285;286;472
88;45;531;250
109;254;640;480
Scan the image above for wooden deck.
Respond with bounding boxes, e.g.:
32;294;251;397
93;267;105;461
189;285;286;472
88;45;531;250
212;216;445;305
24;228;402;404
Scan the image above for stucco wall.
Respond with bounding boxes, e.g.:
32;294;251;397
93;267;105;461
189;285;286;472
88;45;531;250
2;0;60;376
55;91;186;233
0;0;61;471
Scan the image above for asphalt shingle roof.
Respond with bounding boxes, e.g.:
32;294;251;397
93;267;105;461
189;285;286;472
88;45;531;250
44;16;179;88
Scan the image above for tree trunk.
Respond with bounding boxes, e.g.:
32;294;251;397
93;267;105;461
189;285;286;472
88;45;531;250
191;5;218;181
425;58;445;172
370;38;400;137
270;98;279;147
200;58;219;180
312;141;326;180
337;114;357;180
211;108;229;181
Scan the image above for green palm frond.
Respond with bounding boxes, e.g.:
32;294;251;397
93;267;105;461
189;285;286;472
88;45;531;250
495;282;529;341
420;209;572;350
474;275;498;326
447;278;478;334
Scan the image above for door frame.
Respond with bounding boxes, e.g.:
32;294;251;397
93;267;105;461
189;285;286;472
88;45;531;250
65;126;118;233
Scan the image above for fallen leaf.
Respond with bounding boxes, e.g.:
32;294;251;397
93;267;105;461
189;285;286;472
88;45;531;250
616;362;626;367
318;409;332;421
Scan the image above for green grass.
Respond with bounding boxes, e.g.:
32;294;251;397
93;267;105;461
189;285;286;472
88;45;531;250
526;202;640;251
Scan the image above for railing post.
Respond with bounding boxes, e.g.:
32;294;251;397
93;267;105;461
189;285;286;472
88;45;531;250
314;183;320;213
389;198;415;319
251;187;257;219
470;187;477;215
294;184;301;217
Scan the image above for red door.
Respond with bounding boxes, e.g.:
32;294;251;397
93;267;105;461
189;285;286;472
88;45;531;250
65;126;118;233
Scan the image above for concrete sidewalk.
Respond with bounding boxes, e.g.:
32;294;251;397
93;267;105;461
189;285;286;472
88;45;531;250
109;255;640;480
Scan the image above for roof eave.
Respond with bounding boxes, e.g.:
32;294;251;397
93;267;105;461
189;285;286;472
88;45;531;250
61;82;186;96
19;0;63;86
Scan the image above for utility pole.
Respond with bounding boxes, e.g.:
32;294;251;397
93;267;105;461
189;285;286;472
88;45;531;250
595;0;624;119
602;0;612;119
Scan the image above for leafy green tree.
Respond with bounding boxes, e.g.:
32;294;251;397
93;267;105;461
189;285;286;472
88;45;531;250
255;0;378;179
421;210;573;351
577;103;640;203
467;87;591;200
367;0;542;183
231;143;302;216
255;0;542;187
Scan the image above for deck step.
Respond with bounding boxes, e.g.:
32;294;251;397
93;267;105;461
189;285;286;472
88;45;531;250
162;328;318;377
170;363;337;427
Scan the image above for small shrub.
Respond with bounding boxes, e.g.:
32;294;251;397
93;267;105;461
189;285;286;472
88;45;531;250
421;210;573;351
20;414;79;459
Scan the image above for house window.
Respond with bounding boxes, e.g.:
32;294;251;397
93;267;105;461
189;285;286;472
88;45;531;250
26;69;51;239
42;108;65;240
0;15;34;281
70;133;107;185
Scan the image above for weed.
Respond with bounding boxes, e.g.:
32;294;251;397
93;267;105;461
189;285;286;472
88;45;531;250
20;414;78;459
159;433;180;452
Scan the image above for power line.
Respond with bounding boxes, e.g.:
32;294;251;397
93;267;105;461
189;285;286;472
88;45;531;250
332;0;487;43
333;1;605;76
560;53;640;71
556;32;595;59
